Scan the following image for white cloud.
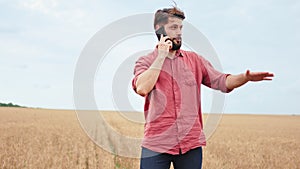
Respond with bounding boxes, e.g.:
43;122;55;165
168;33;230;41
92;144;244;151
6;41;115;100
20;0;59;16
19;0;87;25
1;0;299;113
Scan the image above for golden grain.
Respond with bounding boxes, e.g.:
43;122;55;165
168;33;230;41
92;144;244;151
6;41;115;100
0;107;299;169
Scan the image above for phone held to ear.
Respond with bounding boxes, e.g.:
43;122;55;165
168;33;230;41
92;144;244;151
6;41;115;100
155;26;171;42
155;26;182;50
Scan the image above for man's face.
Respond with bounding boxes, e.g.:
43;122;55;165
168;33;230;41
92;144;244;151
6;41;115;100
164;17;183;50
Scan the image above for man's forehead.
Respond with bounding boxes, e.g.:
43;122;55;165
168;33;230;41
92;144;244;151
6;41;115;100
167;17;183;24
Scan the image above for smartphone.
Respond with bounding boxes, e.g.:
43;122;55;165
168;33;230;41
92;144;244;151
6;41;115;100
155;26;174;50
155;26;168;41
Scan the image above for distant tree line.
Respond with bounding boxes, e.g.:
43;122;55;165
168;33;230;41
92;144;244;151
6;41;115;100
0;102;25;108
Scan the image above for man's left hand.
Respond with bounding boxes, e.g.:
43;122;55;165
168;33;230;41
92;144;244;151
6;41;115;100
245;70;274;82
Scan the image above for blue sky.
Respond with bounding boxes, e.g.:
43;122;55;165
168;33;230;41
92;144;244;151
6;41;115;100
1;0;299;114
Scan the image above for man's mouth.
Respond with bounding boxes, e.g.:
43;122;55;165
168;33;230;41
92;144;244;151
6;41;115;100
173;37;182;43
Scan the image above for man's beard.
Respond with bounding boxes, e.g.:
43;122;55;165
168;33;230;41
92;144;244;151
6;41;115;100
170;37;182;50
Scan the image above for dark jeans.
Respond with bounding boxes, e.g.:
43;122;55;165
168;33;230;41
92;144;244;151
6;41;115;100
140;147;202;169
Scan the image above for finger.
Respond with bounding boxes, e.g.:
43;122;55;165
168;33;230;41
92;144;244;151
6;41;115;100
166;40;172;45
263;77;273;80
160;35;171;42
246;69;250;76
256;72;275;78
158;44;170;51
267;72;275;77
249;71;274;76
159;34;164;43
264;74;274;78
166;40;172;49
245;69;250;80
165;38;172;42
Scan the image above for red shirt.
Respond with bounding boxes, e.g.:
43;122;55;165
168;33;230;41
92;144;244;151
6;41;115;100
132;49;231;155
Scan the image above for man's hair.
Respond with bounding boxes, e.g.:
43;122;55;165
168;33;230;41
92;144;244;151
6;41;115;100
153;7;185;29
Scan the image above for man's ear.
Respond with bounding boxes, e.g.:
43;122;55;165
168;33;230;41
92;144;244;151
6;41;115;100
155;25;161;31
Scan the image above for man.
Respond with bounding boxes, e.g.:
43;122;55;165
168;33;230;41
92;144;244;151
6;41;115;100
132;7;274;169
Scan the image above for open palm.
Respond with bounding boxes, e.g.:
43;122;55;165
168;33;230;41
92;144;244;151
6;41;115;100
245;70;274;82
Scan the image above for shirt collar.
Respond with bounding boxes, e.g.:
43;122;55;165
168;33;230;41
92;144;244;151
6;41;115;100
154;48;184;58
176;50;184;57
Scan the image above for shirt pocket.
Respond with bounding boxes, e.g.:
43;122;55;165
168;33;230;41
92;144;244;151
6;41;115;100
182;68;197;86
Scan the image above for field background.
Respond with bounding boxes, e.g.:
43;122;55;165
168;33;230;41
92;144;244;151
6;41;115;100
0;107;299;169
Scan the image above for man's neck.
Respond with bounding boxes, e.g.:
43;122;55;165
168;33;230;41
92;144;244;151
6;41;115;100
167;50;177;59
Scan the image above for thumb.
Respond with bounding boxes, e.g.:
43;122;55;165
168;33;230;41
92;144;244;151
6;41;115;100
245;69;250;76
245;69;251;80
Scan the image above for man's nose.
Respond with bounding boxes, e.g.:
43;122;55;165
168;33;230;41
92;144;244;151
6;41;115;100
177;29;182;37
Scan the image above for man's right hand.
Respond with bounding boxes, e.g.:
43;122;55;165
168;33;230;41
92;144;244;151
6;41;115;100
135;34;172;96
157;34;172;57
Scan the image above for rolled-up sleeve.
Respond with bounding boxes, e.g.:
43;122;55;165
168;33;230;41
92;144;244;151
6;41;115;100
132;56;150;93
201;57;233;93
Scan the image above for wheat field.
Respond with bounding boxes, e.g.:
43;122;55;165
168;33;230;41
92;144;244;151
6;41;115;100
0;107;299;169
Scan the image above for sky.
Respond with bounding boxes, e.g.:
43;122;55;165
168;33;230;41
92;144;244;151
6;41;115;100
1;0;299;115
